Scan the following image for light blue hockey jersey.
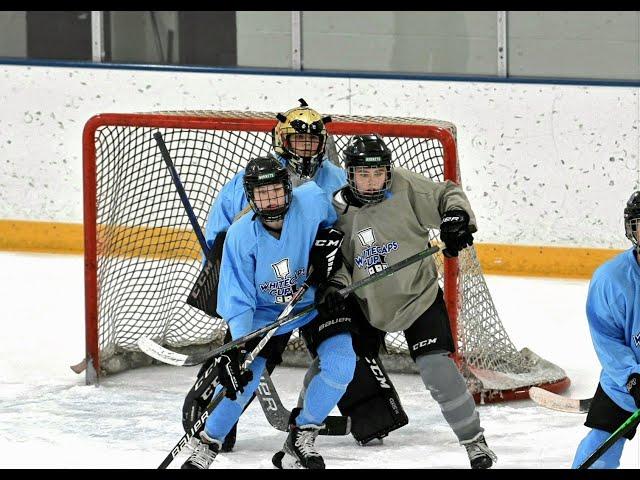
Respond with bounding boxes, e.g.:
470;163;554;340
587;247;640;412
216;182;338;340
204;154;345;249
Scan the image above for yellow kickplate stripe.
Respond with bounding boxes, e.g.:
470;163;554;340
0;220;84;254
0;220;624;278
475;243;623;279
0;220;200;260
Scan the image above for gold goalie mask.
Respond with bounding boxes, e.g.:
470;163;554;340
272;98;332;178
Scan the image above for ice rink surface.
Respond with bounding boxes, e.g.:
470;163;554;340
1;251;638;469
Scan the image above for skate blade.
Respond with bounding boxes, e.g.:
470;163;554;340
272;450;304;469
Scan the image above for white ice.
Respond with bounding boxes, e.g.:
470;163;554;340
1;251;639;469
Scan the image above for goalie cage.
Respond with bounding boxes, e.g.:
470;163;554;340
79;110;570;403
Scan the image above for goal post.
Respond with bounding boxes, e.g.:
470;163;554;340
81;110;570;403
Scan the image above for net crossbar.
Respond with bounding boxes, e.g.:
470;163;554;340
82;110;569;402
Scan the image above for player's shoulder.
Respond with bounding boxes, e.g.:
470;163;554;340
220;169;246;193
592;249;634;288
393;167;429;187
226;213;258;249
294;181;325;200
320;159;345;175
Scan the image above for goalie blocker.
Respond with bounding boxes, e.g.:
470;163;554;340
303;295;408;444
187;231;226;317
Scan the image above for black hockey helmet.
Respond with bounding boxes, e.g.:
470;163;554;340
272;98;332;179
624;190;640;250
343;134;393;204
243;155;293;222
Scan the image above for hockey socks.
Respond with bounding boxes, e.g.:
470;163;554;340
296;333;355;426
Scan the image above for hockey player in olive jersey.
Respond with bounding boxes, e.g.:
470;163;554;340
182;156;356;469
571;192;640;469
323;134;498;469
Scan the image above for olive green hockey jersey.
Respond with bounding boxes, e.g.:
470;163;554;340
332;167;477;332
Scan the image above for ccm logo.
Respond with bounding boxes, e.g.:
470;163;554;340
315;239;341;247
412;338;437;350
364;357;390;389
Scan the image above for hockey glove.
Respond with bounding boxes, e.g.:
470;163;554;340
627;373;640;409
217;347;253;401
440;209;474;258
308;227;345;287
315;282;348;319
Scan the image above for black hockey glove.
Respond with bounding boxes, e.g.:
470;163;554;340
308;227;345;287
216;347;253;401
315;282;348;319
627;373;640;409
440;209;474;258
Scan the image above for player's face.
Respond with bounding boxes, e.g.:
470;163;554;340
253;183;286;211
353;166;387;194
286;133;321;158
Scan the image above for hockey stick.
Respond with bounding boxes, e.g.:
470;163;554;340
257;372;350;436
153;131;222;316
528;387;592;414
577;408;640;469
154;131;208;254
153;132;350;440
156;246;439;467
140;245;441;367
158;272;315;469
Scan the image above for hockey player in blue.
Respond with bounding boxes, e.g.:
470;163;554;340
182;99;345;449
572;191;640;469
182;156;356;470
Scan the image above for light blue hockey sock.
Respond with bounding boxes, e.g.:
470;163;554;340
571;428;626;469
203;356;267;441
296;333;355;427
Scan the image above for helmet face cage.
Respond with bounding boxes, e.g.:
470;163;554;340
273;107;327;178
343;134;393;205
624;191;640;251
347;165;393;204
244;158;293;222
626;216;640;247
625;201;640;252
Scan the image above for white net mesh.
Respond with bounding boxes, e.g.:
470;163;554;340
84;110;568;400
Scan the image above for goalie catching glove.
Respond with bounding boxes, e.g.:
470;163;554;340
216;347;253;401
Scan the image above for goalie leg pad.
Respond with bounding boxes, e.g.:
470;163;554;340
331;296;408;444
337;353;408;444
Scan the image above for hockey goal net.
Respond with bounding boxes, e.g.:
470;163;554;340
81;110;569;402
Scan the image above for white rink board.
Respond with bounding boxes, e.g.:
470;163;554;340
0;64;638;248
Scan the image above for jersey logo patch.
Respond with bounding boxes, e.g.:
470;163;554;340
259;258;305;304
634;331;640;348
355;227;399;276
272;258;290;279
